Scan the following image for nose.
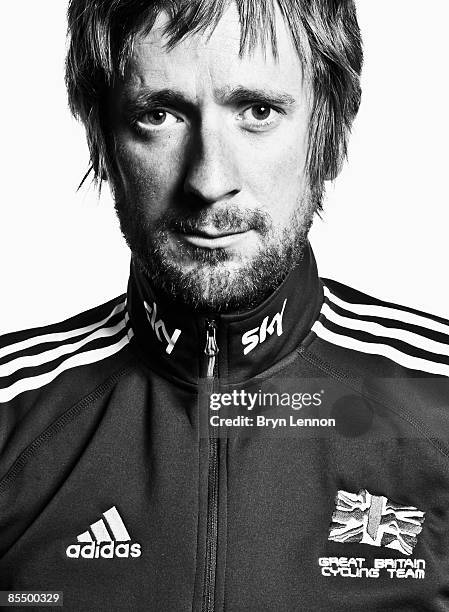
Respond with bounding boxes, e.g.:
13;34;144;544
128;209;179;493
183;122;242;204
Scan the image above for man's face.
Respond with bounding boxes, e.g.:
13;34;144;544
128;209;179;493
109;5;316;312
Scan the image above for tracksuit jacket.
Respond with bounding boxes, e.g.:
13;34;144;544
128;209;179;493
1;244;449;611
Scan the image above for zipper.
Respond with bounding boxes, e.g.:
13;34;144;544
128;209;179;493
205;320;218;378
202;320;219;612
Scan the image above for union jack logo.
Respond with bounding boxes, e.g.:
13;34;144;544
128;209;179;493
329;489;425;556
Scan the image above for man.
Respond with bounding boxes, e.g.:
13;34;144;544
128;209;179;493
0;1;448;611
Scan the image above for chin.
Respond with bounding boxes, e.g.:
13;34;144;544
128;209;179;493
138;252;289;313
178;257;251;278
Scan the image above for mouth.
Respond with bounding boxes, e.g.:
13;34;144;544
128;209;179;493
175;229;253;249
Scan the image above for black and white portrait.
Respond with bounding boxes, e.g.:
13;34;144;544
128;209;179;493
0;2;448;610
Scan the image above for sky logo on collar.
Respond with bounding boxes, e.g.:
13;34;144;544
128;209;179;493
329;489;425;556
242;299;287;356
144;301;182;355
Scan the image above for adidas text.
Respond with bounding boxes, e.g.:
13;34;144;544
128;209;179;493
66;542;142;559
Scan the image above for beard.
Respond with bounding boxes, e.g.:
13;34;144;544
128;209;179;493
114;187;320;313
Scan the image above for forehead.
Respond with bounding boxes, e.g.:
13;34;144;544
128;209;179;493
122;4;305;100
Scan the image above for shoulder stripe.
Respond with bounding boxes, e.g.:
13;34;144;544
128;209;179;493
321;302;449;358
324;300;447;345
312;321;449;377
323;286;449;337
0;307;127;378
0;301;126;361
0;332;131;404
314;285;449;376
0;304;134;403
318;318;449;365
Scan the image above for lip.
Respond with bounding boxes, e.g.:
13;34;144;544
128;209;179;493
177;230;252;249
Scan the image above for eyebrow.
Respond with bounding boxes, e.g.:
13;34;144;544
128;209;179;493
122;85;297;116
215;86;297;107
123;89;195;117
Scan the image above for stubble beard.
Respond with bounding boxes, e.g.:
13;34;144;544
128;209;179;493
115;189;320;313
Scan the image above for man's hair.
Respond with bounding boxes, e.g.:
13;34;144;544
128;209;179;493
66;0;363;199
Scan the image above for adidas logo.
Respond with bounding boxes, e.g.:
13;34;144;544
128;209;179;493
66;506;142;559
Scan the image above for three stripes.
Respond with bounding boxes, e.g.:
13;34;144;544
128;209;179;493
313;285;449;376
0;299;133;403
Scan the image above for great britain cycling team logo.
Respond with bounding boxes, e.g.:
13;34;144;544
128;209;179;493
328;489;426;556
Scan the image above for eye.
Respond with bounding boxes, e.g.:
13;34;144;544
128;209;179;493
238;103;284;131
249;105;273;121
137;109;180;129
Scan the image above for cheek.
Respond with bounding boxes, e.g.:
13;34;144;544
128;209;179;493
245;132;308;224
112;137;185;219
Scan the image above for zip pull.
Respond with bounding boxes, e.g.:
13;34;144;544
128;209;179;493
204;320;219;378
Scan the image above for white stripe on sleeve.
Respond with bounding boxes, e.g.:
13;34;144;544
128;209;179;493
0;301;125;361
0;316;128;377
324;287;449;337
321;303;449;358
312;321;449;377
0;334;130;403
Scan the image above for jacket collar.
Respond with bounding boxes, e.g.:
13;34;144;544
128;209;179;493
127;243;323;385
